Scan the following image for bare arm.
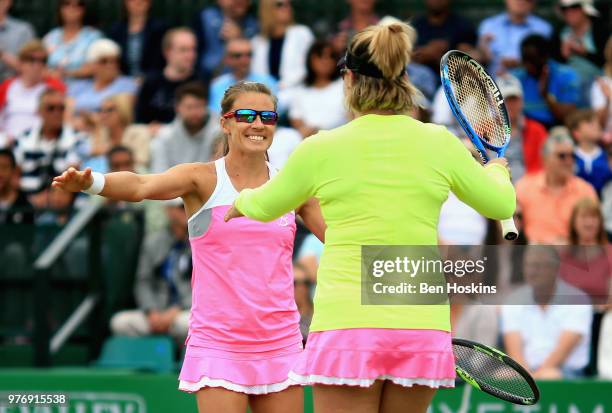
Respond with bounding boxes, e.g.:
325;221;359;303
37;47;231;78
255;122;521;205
52;164;204;203
536;331;583;370
297;197;326;243
503;331;530;370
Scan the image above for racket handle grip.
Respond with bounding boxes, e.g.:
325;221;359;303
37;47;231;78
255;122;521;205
500;217;518;241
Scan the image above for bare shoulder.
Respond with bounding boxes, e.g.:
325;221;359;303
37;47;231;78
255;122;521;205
189;161;217;196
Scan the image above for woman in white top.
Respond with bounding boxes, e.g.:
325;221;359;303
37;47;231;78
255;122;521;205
289;40;348;138
250;0;314;94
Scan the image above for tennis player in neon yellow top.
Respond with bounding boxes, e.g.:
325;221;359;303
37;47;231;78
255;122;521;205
226;21;515;413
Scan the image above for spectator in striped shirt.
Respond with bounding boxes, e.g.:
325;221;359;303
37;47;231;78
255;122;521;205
13;89;84;201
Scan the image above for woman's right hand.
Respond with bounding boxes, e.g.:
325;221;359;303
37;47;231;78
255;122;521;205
52;167;94;192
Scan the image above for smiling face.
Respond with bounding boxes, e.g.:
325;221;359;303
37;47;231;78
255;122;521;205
221;92;276;156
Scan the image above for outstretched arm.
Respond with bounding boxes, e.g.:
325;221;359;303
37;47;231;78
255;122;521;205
52;163;202;203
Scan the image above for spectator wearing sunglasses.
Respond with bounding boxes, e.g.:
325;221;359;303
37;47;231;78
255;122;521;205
251;0;314;109
208;37;277;115
0;0;35;82
67;39;137;116
0;40;66;140
13;89;84;198
516;127;597;243
43;0;102;80
151;82;220;173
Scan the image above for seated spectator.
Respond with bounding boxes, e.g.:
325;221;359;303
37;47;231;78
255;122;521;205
43;0;102;79
0;0;35;82
107;0;167;78
267;126;302;170
193;0;258;82
251;0;314;95
110;199;191;343
561;198;611;302
289;40;346;138
107;145;135;173
331;0;379;54
208;37;277;114
67;39;137;115
81;94;151;173
36;183;76;226
0;148;33;225
150;82;219;173
513;34;580;128
502;245;592;379
0;40;66;139
516;128;597;243
412;0;478;74
13;89;84;197
497;74;547;181
567;109;611;195
478;0;552;75
135;27;200;125
552;0;607;107
591;36;612;142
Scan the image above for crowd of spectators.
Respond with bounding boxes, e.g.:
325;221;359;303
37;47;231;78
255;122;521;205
0;0;611;379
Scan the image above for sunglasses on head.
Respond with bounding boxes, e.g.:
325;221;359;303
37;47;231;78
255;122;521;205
223;109;278;125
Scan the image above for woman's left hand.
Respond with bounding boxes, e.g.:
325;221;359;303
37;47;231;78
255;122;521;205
224;202;244;222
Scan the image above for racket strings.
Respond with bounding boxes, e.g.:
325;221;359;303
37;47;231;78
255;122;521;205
453;344;536;400
446;55;509;148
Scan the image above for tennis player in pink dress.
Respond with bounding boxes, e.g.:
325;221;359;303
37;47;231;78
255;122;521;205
53;81;325;413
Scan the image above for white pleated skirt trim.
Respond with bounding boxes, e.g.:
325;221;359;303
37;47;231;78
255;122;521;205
288;372;455;388
179;376;298;395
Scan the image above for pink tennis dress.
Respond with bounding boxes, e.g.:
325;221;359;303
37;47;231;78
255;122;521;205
178;158;303;394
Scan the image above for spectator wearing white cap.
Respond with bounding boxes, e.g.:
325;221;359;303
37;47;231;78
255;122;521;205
552;0;608;107
497;73;548;181
67;38;138;115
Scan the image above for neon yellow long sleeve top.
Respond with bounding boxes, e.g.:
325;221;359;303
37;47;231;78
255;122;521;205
235;114;516;332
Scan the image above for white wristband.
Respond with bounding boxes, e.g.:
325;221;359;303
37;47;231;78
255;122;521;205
83;172;105;195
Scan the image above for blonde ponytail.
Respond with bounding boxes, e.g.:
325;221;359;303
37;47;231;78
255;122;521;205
346;21;420;115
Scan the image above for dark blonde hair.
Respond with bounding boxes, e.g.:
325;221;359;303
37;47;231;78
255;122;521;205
345;21;420;115
566;108;597;132
18;40;47;60
220;81;277;158
569;198;607;245
220;81;277;114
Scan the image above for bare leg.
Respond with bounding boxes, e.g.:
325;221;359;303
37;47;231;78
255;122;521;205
379;382;436;413
313;381;384;413
250;385;304;413
195;387;248;413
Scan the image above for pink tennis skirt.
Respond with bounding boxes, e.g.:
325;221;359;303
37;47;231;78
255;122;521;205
289;328;456;388
179;341;303;395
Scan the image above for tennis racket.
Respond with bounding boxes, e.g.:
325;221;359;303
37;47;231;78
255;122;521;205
453;338;540;406
440;50;518;241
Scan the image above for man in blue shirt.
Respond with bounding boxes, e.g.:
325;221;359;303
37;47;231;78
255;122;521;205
208;37;278;114
513;34;580;128
478;0;552;75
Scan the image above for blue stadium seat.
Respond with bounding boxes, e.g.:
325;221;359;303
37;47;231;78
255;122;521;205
95;336;176;373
